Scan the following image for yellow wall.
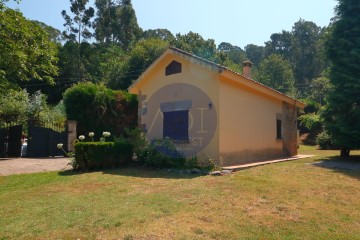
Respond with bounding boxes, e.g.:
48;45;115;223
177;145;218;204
130;49;300;166
218;77;284;166
131;53;221;162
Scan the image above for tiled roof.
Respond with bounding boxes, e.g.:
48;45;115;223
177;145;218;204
168;46;303;107
129;46;304;108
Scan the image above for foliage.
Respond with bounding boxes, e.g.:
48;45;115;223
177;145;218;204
264;19;328;98
0;89;29;124
75;142;115;171
172;31;217;61
63;82;138;137
309;75;332;105
0;89;65;127
61;0;94;43
298;113;322;132
217;42;246;72
94;0;142;49
142;28;175;42
0;8;58;88
323;0;360;156
108;38;168;89
301;98;321;114
32;20;64;43
137;139;186;169
74;140;132;171
291;19;326;95
316;131;336;150
244;44;265;67
198;155;218;171
255;54;296;96
98;44;127;88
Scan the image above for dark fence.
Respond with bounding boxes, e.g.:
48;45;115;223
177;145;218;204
0;123;23;158
26;120;67;158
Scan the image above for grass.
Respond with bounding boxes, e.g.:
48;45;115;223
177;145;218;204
0;146;360;239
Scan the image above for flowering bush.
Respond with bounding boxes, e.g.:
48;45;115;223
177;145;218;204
102;131;111;137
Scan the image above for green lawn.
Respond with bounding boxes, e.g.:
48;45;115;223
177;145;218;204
1;146;359;239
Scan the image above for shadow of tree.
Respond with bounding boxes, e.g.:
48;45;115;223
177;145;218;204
58;162;204;179
311;155;360;180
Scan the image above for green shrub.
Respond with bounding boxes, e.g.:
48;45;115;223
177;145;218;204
137;139;186;169
198;155;218;171
185;156;199;169
299;113;322;132
63;82;137;139
317;131;337;150
75;140;133;171
114;138;133;163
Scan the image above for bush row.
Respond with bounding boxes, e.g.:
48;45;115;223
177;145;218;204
74;139;133;171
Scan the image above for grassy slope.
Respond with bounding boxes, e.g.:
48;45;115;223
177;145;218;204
0;146;359;239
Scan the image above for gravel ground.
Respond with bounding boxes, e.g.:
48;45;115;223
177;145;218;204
0;157;72;176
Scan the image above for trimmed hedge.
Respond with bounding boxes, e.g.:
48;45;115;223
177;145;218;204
75;139;133;171
63;82;138;139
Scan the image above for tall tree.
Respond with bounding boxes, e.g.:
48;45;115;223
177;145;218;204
62;0;94;81
0;8;58;92
32;20;64;43
218;42;247;65
264;30;292;60
255;54;296;96
291;19;325;96
93;0;142;49
93;0;116;43
108;38;168;89
142;28;175;42
244;44;265;67
323;0;360;157
173;31;217;61
61;0;94;43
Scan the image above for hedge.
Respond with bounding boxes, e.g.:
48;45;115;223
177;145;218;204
74;139;133;171
63;82;138;139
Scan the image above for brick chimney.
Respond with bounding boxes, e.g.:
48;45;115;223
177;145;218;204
242;60;253;78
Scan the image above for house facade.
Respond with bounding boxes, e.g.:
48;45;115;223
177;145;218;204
128;47;304;166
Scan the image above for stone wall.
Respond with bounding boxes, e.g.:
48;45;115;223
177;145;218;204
282;102;298;156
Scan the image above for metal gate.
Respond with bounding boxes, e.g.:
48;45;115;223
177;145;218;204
27;121;67;158
0;124;23;158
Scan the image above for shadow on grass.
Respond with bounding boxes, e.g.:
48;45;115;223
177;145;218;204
58;162;204;179
311;155;360;180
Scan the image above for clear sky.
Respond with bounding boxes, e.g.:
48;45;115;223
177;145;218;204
7;0;337;48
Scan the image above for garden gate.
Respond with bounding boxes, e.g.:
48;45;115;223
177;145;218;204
0;124;23;158
26;120;68;158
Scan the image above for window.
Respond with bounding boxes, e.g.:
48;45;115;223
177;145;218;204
276;119;282;140
165;61;182;76
163;110;189;141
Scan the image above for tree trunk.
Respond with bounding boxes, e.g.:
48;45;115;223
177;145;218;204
340;148;350;157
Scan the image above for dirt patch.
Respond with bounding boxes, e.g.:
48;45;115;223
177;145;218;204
0;157;72;176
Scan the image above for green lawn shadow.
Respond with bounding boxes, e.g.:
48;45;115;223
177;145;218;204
58;162;204;179
311;155;360;180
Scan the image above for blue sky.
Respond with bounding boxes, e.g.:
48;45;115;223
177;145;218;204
7;0;337;48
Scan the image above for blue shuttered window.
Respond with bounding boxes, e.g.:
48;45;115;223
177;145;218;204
163;110;189;141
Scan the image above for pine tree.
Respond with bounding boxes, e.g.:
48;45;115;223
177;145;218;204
323;0;360;157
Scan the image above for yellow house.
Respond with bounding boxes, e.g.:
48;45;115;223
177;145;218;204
128;47;305;166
